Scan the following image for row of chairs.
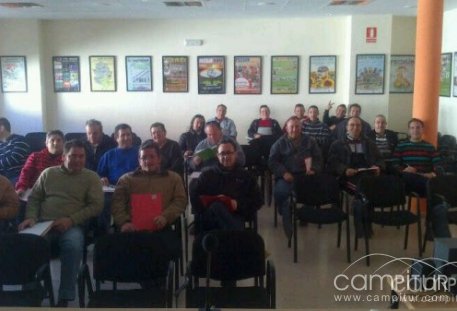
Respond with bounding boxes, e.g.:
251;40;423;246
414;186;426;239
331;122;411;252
285;174;457;266
0;229;275;308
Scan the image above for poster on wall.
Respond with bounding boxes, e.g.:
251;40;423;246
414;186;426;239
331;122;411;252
454;52;457;97
309;55;336;94
0;56;27;93
355;54;385;95
52;56;80;92
234;56;262;94
198;56;225;94
389;55;414;94
89;55;116;92
125;56;152;92
271;55;299;94
440;53;452;97
162;56;188;93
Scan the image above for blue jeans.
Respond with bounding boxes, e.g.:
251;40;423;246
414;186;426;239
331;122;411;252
46;226;84;301
274;178;293;215
274;178;294;238
199;201;244;232
430;203;451;238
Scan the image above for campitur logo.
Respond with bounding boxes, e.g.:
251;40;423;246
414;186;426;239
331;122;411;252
333;253;457;303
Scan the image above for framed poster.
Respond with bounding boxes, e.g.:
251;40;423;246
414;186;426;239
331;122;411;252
271;55;299;94
89;55;116;92
52;56;80;92
309;55;336;94
125;56;152;92
440;53;452;97
454;52;457;97
0;56;27;93
197;56;225;94
389;55;415;94
162;56;188;93
234;56;262;94
355;54;385;95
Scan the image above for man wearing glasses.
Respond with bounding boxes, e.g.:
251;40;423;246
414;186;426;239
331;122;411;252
190;139;263;233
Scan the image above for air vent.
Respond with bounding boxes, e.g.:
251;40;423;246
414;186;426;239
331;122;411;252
164;1;203;7
329;0;369;6
0;2;43;8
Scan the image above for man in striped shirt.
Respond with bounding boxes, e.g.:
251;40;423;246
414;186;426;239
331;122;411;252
0;117;30;184
301;105;330;152
392;118;441;195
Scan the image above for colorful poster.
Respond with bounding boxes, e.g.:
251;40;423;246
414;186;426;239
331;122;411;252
440;53;452;97
271;56;299;94
163;56;188;92
309;56;336;94
53;56;80;92
89;56;116;92
0;56;27;92
355;54;385;94
198;56;225;94
389;55;414;93
234;56;262;94
126;56;152;92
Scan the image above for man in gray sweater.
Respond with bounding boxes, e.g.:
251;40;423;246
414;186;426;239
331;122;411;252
19;139;103;307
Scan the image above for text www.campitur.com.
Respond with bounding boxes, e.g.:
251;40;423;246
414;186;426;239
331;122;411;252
334;293;457;303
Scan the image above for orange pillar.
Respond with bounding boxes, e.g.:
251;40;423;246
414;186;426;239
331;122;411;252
412;0;444;147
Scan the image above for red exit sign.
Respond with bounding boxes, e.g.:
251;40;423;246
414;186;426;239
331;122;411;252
366;27;377;43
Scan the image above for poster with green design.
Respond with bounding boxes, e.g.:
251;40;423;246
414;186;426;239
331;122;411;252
271;56;299;94
440;53;452;97
90;56;116;92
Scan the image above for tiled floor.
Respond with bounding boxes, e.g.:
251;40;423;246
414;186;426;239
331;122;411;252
49;201;457;309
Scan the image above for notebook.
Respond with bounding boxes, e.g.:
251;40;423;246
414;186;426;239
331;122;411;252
131;193;163;231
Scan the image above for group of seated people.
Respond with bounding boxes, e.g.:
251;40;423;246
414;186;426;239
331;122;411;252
0;100;450;306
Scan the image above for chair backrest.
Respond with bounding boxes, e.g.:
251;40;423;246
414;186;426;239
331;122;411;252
93;231;180;283
24;132;47;153
64;132;86;141
191;230;265;281
0;233;50;285
357;175;406;207
293;173;340;206
427;175;457;207
241;144;262;168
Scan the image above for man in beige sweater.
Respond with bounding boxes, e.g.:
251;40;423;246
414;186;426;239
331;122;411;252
18;139;103;307
112;139;187;232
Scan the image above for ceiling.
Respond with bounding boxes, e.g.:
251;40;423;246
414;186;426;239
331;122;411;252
0;0;457;20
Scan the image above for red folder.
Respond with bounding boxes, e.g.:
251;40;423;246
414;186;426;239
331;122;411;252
199;194;236;212
131;193;163;231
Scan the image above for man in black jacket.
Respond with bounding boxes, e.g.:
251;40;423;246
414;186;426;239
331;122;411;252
190;139;263;233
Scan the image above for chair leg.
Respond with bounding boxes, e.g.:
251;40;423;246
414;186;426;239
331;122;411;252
417;213;423;258
293;206;298;263
337;221;342;248
404;224;409;250
346;216;351;263
274;204;278;228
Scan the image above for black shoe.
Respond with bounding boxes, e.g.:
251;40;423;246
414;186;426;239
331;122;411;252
56;299;69;308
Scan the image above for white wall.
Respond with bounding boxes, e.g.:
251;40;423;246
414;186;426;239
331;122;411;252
0;20;44;133
439;8;457;137
0;16;417;142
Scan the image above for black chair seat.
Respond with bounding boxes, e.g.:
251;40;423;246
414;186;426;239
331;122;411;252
186;287;271;309
0;288;45;307
296;206;346;224
448;211;457;223
87;288;168;308
371;210;419;226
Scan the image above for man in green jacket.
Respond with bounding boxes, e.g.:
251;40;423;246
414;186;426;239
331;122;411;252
18;139;103;307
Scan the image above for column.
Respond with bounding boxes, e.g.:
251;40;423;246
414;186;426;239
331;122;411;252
412;0;444;146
